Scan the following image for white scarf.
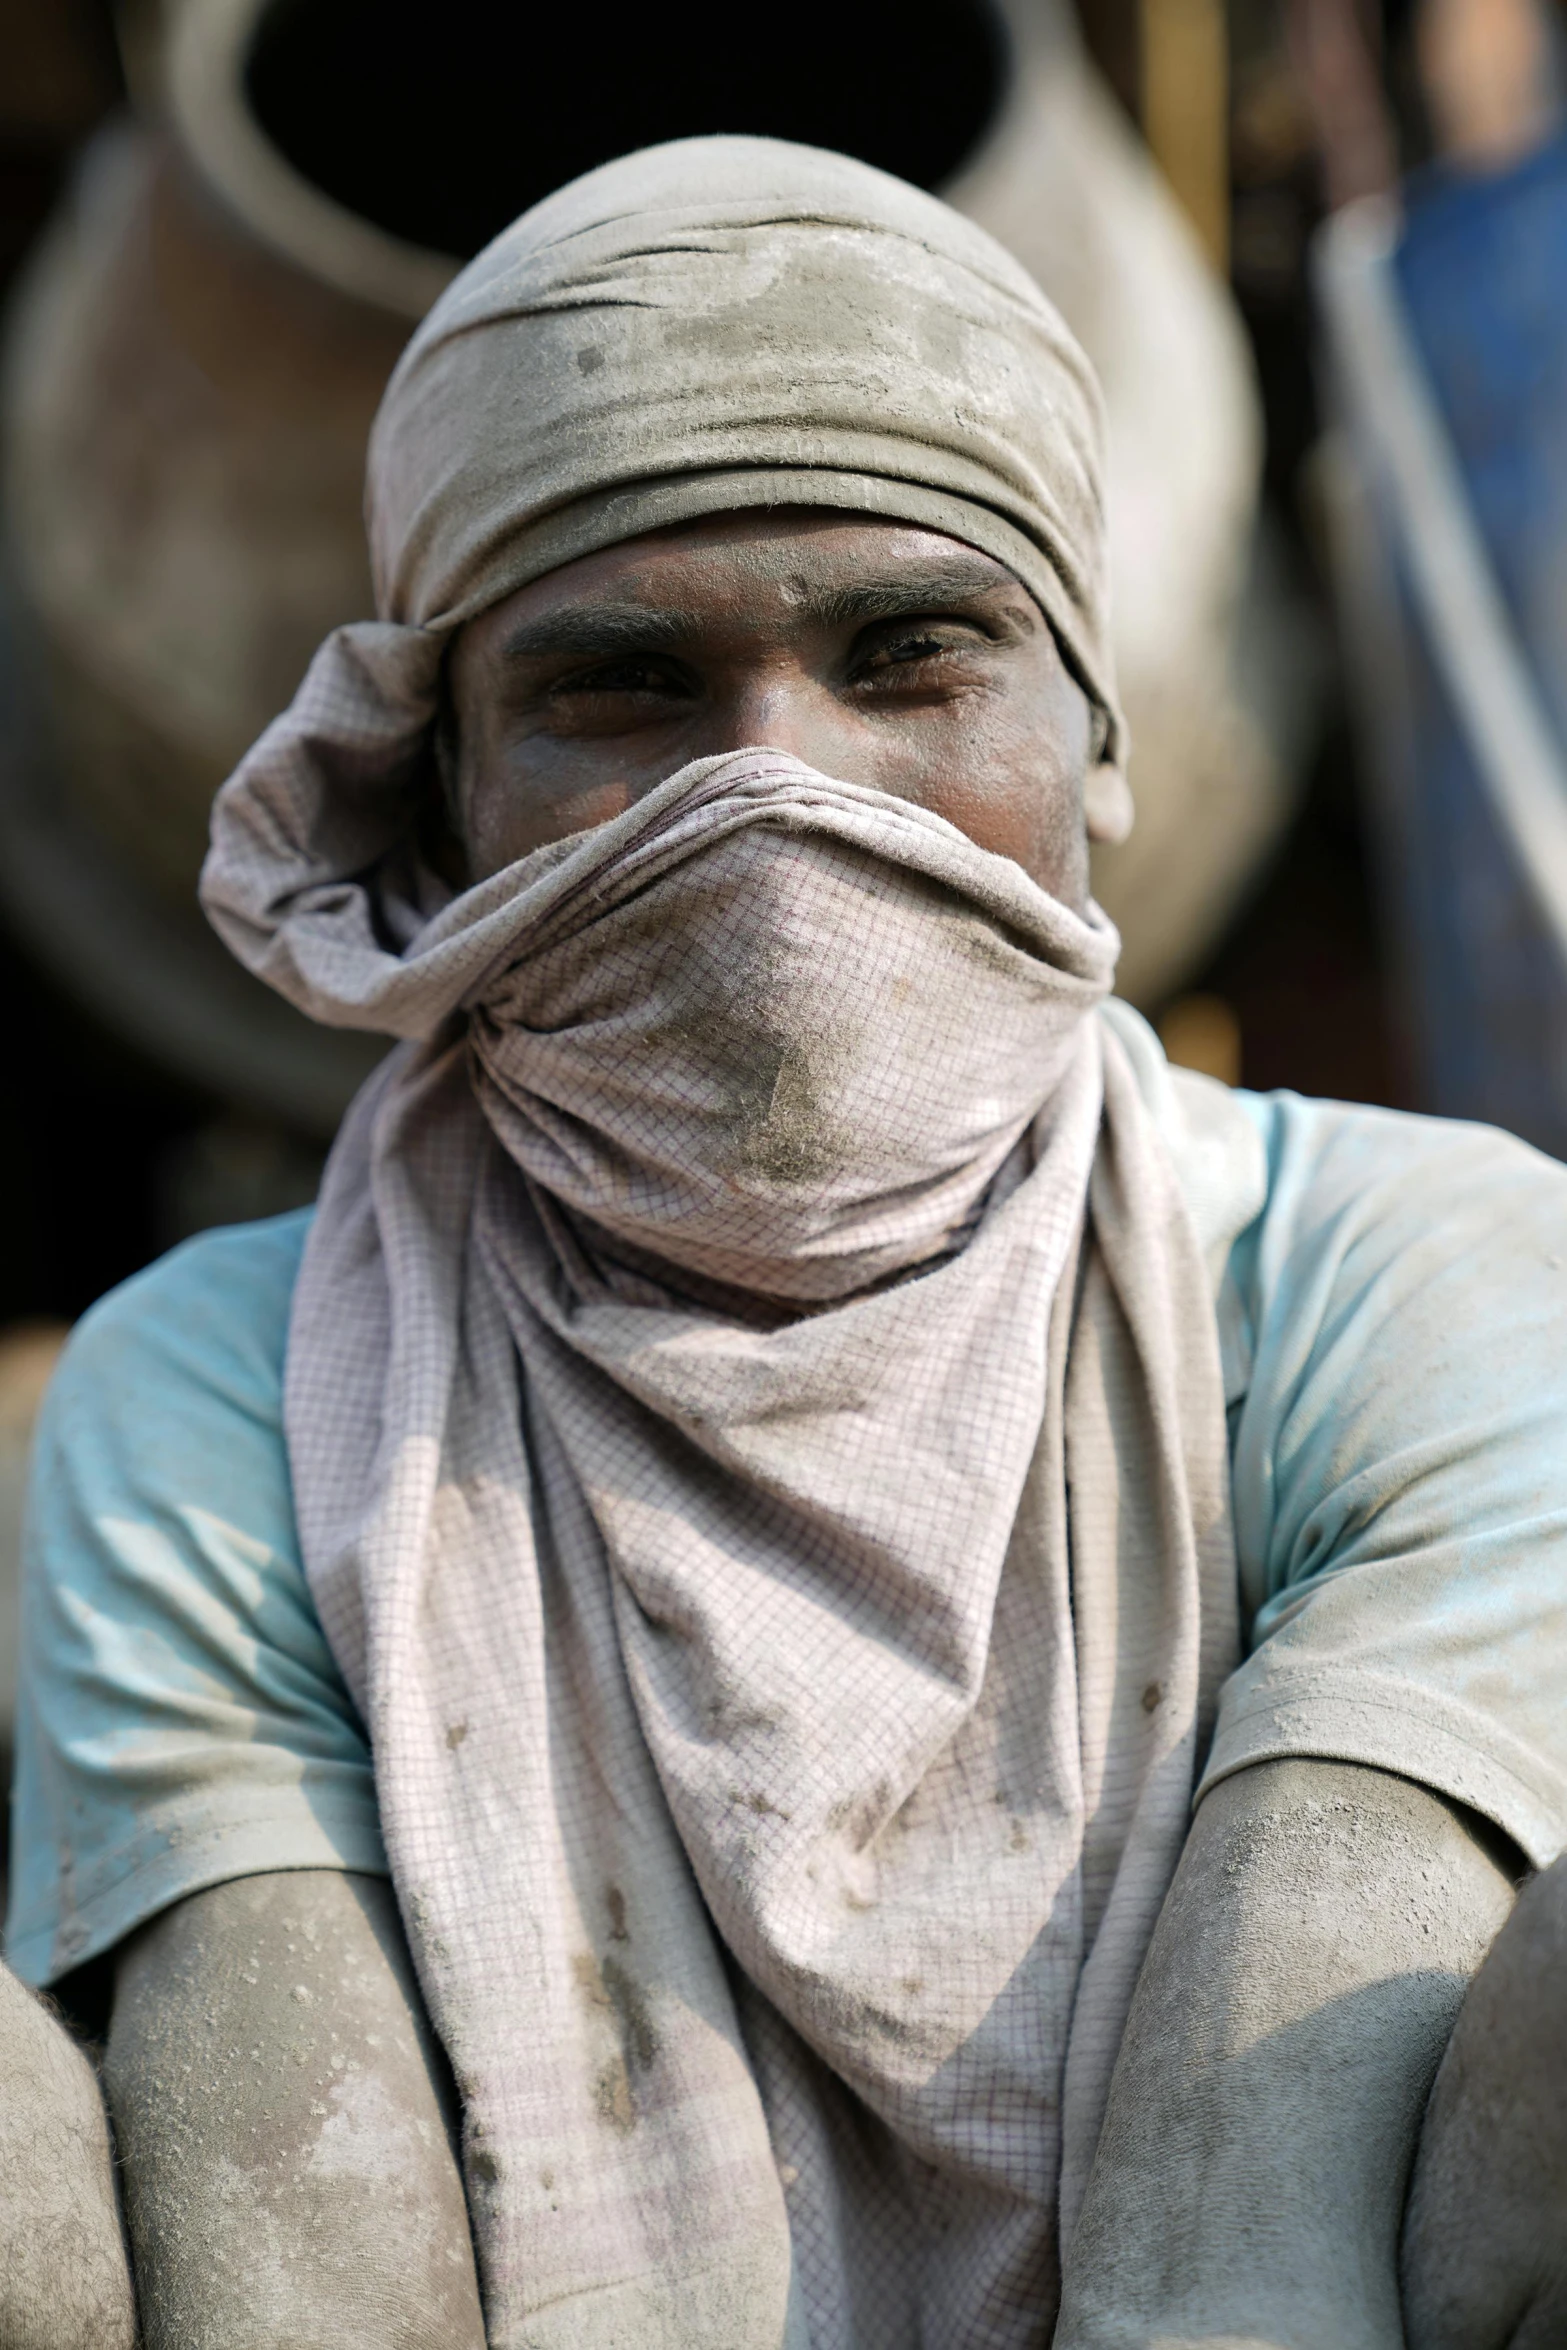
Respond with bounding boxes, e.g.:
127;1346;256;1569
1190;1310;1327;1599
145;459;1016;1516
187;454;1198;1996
275;749;1254;2347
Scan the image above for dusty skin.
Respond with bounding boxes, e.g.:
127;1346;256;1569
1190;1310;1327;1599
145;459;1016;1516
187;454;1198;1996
15;1758;1554;2350
2;1766;1559;2346
106;1871;485;2350
1404;1850;1567;2348
0;1958;135;2349
1055;1758;1522;2350
443;508;1113;890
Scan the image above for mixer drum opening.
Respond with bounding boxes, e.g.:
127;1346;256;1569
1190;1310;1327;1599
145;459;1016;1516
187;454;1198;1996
243;0;1011;259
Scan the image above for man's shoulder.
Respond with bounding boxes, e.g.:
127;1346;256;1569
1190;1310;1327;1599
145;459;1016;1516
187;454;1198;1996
51;1209;315;1451
1225;1087;1567;1389
11;1204;379;1995
1238;1087;1567;1246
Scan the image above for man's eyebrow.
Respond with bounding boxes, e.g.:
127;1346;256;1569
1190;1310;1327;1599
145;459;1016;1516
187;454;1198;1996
495;557;1024;664
802;557;1023;628
495;606;696;662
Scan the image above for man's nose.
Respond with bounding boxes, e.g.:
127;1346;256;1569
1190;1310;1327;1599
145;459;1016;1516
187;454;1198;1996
710;673;855;775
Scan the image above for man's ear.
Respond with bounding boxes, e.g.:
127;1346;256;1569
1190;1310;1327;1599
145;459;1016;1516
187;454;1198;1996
1084;760;1134;846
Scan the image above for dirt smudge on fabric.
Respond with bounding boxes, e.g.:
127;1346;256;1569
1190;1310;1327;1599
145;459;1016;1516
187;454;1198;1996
573;1948;659;2133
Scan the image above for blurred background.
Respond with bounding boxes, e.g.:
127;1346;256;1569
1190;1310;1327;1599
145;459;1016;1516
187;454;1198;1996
2;0;1566;1862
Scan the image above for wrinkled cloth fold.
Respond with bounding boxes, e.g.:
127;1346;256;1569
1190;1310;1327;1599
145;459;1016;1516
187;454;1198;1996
254;746;1240;2348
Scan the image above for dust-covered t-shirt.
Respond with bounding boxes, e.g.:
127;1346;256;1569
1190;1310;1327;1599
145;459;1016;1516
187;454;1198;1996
9;1088;1567;1986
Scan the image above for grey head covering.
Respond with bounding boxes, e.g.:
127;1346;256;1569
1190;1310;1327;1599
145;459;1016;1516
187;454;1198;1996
368;132;1124;756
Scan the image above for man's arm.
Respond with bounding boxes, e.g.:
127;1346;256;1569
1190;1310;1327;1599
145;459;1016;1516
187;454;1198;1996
105;1868;487;2350
0;1960;136;2348
1055;1758;1517;2350
1403;1847;1567;2349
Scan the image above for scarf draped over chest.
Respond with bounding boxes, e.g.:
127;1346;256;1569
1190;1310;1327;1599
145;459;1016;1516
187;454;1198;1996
269;749;1248;2348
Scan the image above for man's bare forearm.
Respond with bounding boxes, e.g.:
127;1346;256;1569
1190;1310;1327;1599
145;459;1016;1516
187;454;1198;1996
106;1869;486;2350
0;1960;136;2349
1055;1759;1516;2350
1403;1850;1567;2349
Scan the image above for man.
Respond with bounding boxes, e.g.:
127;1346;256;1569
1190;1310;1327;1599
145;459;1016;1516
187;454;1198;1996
2;135;1566;2350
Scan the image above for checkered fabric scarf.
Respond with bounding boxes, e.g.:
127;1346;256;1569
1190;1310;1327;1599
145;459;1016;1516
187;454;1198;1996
220;737;1242;2348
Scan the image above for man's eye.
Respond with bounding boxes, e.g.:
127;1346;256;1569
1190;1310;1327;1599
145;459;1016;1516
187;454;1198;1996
852;626;978;680
551;660;685;698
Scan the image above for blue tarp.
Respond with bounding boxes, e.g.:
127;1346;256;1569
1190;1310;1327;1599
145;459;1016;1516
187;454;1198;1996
1378;137;1567;1153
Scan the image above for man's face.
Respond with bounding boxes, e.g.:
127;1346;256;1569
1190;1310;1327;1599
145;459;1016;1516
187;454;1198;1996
446;510;1095;905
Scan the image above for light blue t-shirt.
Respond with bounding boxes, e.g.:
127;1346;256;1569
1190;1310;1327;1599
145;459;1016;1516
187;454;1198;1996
10;1090;1567;1987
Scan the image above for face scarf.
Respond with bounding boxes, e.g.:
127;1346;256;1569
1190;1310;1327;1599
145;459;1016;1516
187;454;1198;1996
199;139;1264;2349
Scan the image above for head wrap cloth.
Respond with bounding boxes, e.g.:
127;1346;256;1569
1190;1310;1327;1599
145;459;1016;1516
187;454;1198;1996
372;135;1119;748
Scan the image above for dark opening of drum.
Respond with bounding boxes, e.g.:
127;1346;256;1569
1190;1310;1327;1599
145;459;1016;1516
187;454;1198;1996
244;0;1009;260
